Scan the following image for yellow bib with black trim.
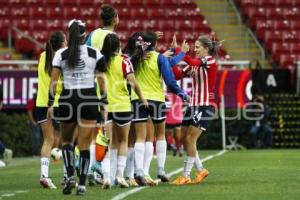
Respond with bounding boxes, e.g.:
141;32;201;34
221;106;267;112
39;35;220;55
131;51;165;102
36;51;62;107
91;28;113;51
106;55;131;112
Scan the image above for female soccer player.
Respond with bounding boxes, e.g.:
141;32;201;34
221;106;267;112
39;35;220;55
130;32;188;185
36;31;66;189
171;36;220;185
49;19;107;195
101;33;147;188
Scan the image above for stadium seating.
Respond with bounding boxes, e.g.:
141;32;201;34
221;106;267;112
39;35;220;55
0;0;227;59
266;93;300;147
235;0;300;70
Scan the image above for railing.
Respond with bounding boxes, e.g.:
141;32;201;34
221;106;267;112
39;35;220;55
0;60;251;70
218;60;251;70
8;26;44;49
0;60;38;69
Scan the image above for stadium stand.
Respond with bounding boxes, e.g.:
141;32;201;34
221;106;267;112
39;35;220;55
266;93;300;147
0;0;227;59
235;0;300;72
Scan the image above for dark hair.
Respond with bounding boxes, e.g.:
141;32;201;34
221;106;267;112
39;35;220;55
100;5;117;26
67;21;85;68
130;31;157;69
197;36;222;57
101;33;120;64
45;31;65;76
124;32;143;56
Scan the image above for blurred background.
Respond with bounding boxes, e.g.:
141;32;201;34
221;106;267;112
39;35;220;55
0;0;299;158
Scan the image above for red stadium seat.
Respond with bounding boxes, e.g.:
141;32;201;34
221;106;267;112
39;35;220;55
275;0;293;7
175;20;193;31
47;7;64;19
64;7;81;19
0;7;10;19
144;0;162;8
118;8;131;19
13;19;30;30
291;20;300;30
11;7;28;19
80;8;97;19
273;20;291;30
62;0;78;6
147;8;166;19
130;8;146;18
46;20;64;32
257;0;274;8
31;20;47;31
158;20;175;31
26;0;45;6
290;43;300;54
30;7;47;19
143;20;159;31
266;8;283;20
283;8;300;20
127;0;145;7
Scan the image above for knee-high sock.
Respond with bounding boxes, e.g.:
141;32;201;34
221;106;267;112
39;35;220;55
143;142;153;176
79;150;90;186
134;142;145;176
116;156;127;178
62;144;75;178
102;151;110;181
156;140;167;175
88;144;95;174
110;149;118;181
126;147;135;178
41;157;50;178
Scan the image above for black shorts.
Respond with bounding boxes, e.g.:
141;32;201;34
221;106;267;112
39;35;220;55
57;88;99;123
36;107;60;131
107;112;133;126
182;106;214;131
131;100;167;123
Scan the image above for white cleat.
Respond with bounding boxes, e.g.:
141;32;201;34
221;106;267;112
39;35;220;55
116;177;129;188
40;177;57;189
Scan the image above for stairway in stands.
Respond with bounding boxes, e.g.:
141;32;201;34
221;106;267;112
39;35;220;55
266;93;300;148
196;0;270;67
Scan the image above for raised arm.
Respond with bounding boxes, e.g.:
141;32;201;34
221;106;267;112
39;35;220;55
158;54;188;101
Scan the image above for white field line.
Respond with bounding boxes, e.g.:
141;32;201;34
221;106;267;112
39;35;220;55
111;150;227;200
0;190;29;198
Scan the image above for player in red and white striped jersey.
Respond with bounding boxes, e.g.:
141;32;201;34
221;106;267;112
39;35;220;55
172;36;221;185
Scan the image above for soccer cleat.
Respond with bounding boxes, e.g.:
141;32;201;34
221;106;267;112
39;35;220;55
144;175;158;186
61;176;67;186
192;169;209;184
102;179;112;189
63;176;76;195
88;173;97;186
157;174;170;182
171;175;192;185
135;175;147;186
76;185;86;196
3;149;13;165
126;177;139;187
115;177;129;188
40;177;57;189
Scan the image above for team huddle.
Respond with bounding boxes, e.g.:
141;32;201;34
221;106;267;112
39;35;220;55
35;5;220;196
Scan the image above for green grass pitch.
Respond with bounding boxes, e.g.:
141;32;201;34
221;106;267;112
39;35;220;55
0;150;299;200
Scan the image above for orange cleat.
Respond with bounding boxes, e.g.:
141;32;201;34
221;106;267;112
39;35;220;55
171;175;192;185
192;169;209;184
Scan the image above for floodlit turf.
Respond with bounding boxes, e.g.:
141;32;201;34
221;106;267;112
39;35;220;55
0;150;299;200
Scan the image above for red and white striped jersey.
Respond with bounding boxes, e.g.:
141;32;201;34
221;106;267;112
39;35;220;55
183;55;218;106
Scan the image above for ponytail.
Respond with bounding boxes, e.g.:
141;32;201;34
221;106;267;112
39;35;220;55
101;33;120;64
68;22;81;69
45;31;65;76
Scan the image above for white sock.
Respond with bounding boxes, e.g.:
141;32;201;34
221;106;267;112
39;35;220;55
126;147;135;178
41;157;50;178
134;142;145;176
88;144;95;174
194;152;204;171
116;156;127;178
143;142;153;176
183;156;195;177
102;151;110;180
110;149;118;181
156;140;167;175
